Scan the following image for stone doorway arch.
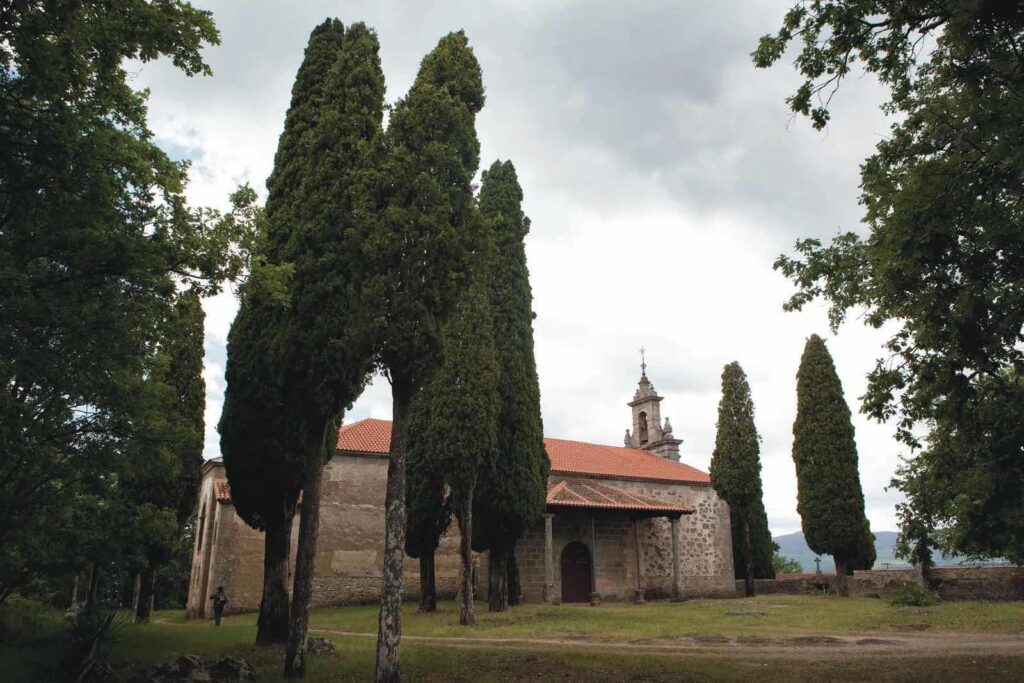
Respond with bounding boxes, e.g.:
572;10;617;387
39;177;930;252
560;541;592;603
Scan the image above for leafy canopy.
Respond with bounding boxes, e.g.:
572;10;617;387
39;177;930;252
756;1;1024;561
0;0;252;597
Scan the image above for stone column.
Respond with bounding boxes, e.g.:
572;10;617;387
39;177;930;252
633;518;645;604
542;513;555;603
589;516;601;605
670;515;684;601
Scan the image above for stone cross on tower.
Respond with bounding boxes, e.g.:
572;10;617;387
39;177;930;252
623;352;682;461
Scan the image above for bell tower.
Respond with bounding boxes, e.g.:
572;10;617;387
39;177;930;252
623;349;682;462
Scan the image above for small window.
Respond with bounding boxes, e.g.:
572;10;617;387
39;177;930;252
638;411;649;445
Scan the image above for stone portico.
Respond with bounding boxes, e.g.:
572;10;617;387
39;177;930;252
186;369;735;617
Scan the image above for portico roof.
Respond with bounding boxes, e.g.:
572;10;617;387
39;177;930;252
546;479;694;516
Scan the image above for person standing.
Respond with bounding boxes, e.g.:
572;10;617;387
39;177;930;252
210;586;228;626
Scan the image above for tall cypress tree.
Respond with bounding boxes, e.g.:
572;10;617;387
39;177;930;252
406;245;499;626
269;21;384;678
792;335;872;596
133;291;206;623
472;160;550;613
709;362;767;596
367;32;484;681
219;20;346;647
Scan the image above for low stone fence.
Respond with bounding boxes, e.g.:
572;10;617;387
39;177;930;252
734;566;1024;601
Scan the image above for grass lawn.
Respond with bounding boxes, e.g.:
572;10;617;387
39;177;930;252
4;595;1023;682
308;593;1024;640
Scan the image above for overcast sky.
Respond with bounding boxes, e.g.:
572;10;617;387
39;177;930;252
136;0;905;536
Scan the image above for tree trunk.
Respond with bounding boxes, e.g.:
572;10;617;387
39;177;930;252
285;422;333;679
834;555;849;596
507;540;520;607
742;514;755;597
418;550;436;613
70;573;80;608
85;562;101;610
376;385;411;683
456;490;474;626
256;505;295;646
131;573;141;612
487;543;508;613
135;565;156;623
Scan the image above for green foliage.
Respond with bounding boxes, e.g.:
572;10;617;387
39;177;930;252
757;2;1024;563
473;161;550;553
772;554;803;575
364;31;485;393
711;362;773;582
792;335;872;569
60;608;128;682
218;17;358;528
119;291;207;578
406;253;499;557
896;373;1024;564
730;501;776;580
890;582;940;607
849;520;877;572
711;363;764;506
0;1;257;599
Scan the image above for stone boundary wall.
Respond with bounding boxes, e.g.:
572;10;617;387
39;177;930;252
735;566;1024;601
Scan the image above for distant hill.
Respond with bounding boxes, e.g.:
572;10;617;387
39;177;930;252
772;531;998;573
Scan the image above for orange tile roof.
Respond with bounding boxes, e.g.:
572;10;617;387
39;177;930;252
212;480;302;505
547;479;694;515
543;437;710;485
337;418;393;454
337;418;710;485
213;479;231;503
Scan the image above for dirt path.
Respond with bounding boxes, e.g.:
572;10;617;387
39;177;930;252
310;626;1024;661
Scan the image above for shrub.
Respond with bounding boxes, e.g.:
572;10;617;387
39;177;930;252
59;608;128;682
890;581;940;607
0;595;64;643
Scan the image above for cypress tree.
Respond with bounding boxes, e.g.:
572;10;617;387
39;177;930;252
219;20;345;647
472;160;550;613
367;32;484;681
275;21;384;678
406;246;499;625
134;291;206;623
709;362;767;596
792;335;872;596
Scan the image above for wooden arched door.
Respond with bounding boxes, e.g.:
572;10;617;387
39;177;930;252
560;541;592;603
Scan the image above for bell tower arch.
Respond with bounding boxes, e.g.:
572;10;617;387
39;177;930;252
623;349;682;461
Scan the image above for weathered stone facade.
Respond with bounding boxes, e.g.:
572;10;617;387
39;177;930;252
187;454;463;617
187;369;736;617
513;477;733;601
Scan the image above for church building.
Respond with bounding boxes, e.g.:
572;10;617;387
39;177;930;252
187;368;735;617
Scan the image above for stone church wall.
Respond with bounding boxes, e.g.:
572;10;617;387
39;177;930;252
513;476;735;603
187;456;463;618
188;461;735;617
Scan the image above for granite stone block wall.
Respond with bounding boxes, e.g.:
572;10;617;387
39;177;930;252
188;463;736;617
513;476;735;602
186;456;463;617
741;566;1024;601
